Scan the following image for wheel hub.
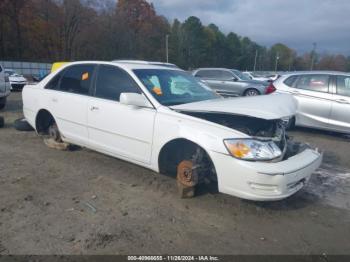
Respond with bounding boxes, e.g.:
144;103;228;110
177;160;198;187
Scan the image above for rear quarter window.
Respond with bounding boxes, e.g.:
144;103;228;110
283;76;298;87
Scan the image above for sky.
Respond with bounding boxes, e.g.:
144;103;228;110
147;0;350;55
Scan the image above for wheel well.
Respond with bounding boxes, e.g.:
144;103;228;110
35;109;55;135
244;88;260;95
158;139;216;181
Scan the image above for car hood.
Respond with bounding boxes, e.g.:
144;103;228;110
170;94;297;120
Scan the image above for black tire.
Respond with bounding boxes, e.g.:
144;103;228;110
14;118;35;131
0;97;6;110
244;88;260;96
0;116;4;128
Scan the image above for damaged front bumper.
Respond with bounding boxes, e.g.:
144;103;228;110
210;147;322;201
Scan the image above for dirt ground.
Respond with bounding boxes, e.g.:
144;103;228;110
0;92;349;255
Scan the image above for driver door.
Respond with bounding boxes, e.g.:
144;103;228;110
87;65;156;164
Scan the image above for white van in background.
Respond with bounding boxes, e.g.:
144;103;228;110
0;65;11;109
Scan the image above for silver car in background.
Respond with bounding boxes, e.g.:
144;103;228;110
274;71;350;133
193;68;276;97
0;65;11;109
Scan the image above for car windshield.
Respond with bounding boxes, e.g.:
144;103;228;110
232;69;251;81
133;69;220;106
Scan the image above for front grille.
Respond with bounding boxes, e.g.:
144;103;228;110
11;84;25;90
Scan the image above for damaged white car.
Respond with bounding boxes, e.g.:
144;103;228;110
22;61;322;201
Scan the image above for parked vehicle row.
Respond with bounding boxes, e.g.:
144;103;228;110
192;68;276;97
0;65;11;109
22;61;322;201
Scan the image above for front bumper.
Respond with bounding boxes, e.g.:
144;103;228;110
210;148;322;201
11;82;27;90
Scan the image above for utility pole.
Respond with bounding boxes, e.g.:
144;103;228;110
253;50;258;72
275;52;280;72
310;42;317;71
166;34;169;63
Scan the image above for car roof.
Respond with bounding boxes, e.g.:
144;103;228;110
55;61;182;71
195;68;232;71
112;60;179;68
282;71;350;77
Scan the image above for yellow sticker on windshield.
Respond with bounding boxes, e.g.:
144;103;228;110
82;72;89;81
152;86;163;96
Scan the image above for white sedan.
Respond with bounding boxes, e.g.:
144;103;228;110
5;69;28;91
22;61;322;201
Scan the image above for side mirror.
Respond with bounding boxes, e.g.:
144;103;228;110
120;93;152;108
227;77;237;82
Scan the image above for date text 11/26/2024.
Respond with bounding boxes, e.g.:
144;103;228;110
127;256;220;261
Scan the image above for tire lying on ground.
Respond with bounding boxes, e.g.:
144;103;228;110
14;117;35;131
0;116;4;128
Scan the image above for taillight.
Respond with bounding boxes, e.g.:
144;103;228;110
265;83;276;94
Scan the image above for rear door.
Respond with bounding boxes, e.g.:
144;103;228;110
194;70;225;92
45;64;96;146
87;65;156;163
194;70;240;97
220;71;246;96
291;74;332;129
329;75;350;133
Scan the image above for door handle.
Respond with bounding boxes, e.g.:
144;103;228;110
90;106;99;111
335;99;350;104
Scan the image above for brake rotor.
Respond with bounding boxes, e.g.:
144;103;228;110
48;123;61;142
177;160;199;187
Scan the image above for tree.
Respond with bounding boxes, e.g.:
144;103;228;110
0;0;348;73
1;0;28;59
269;43;295;71
226;32;241;68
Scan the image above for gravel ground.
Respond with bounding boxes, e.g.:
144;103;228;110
0;92;349;255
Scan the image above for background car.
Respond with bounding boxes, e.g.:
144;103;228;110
242;71;271;82
274;71;350;133
4;69;28;91
0;65;11;109
192;68;275;97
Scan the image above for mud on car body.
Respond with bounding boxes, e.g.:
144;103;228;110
22;60;322;201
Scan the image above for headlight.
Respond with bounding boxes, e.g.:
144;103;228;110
224;139;282;161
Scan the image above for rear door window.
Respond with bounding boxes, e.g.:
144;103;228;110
221;71;234;80
59;64;95;95
336;75;350;97
283;75;298;87
195;70;223;79
94;65;141;101
295;75;330;93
